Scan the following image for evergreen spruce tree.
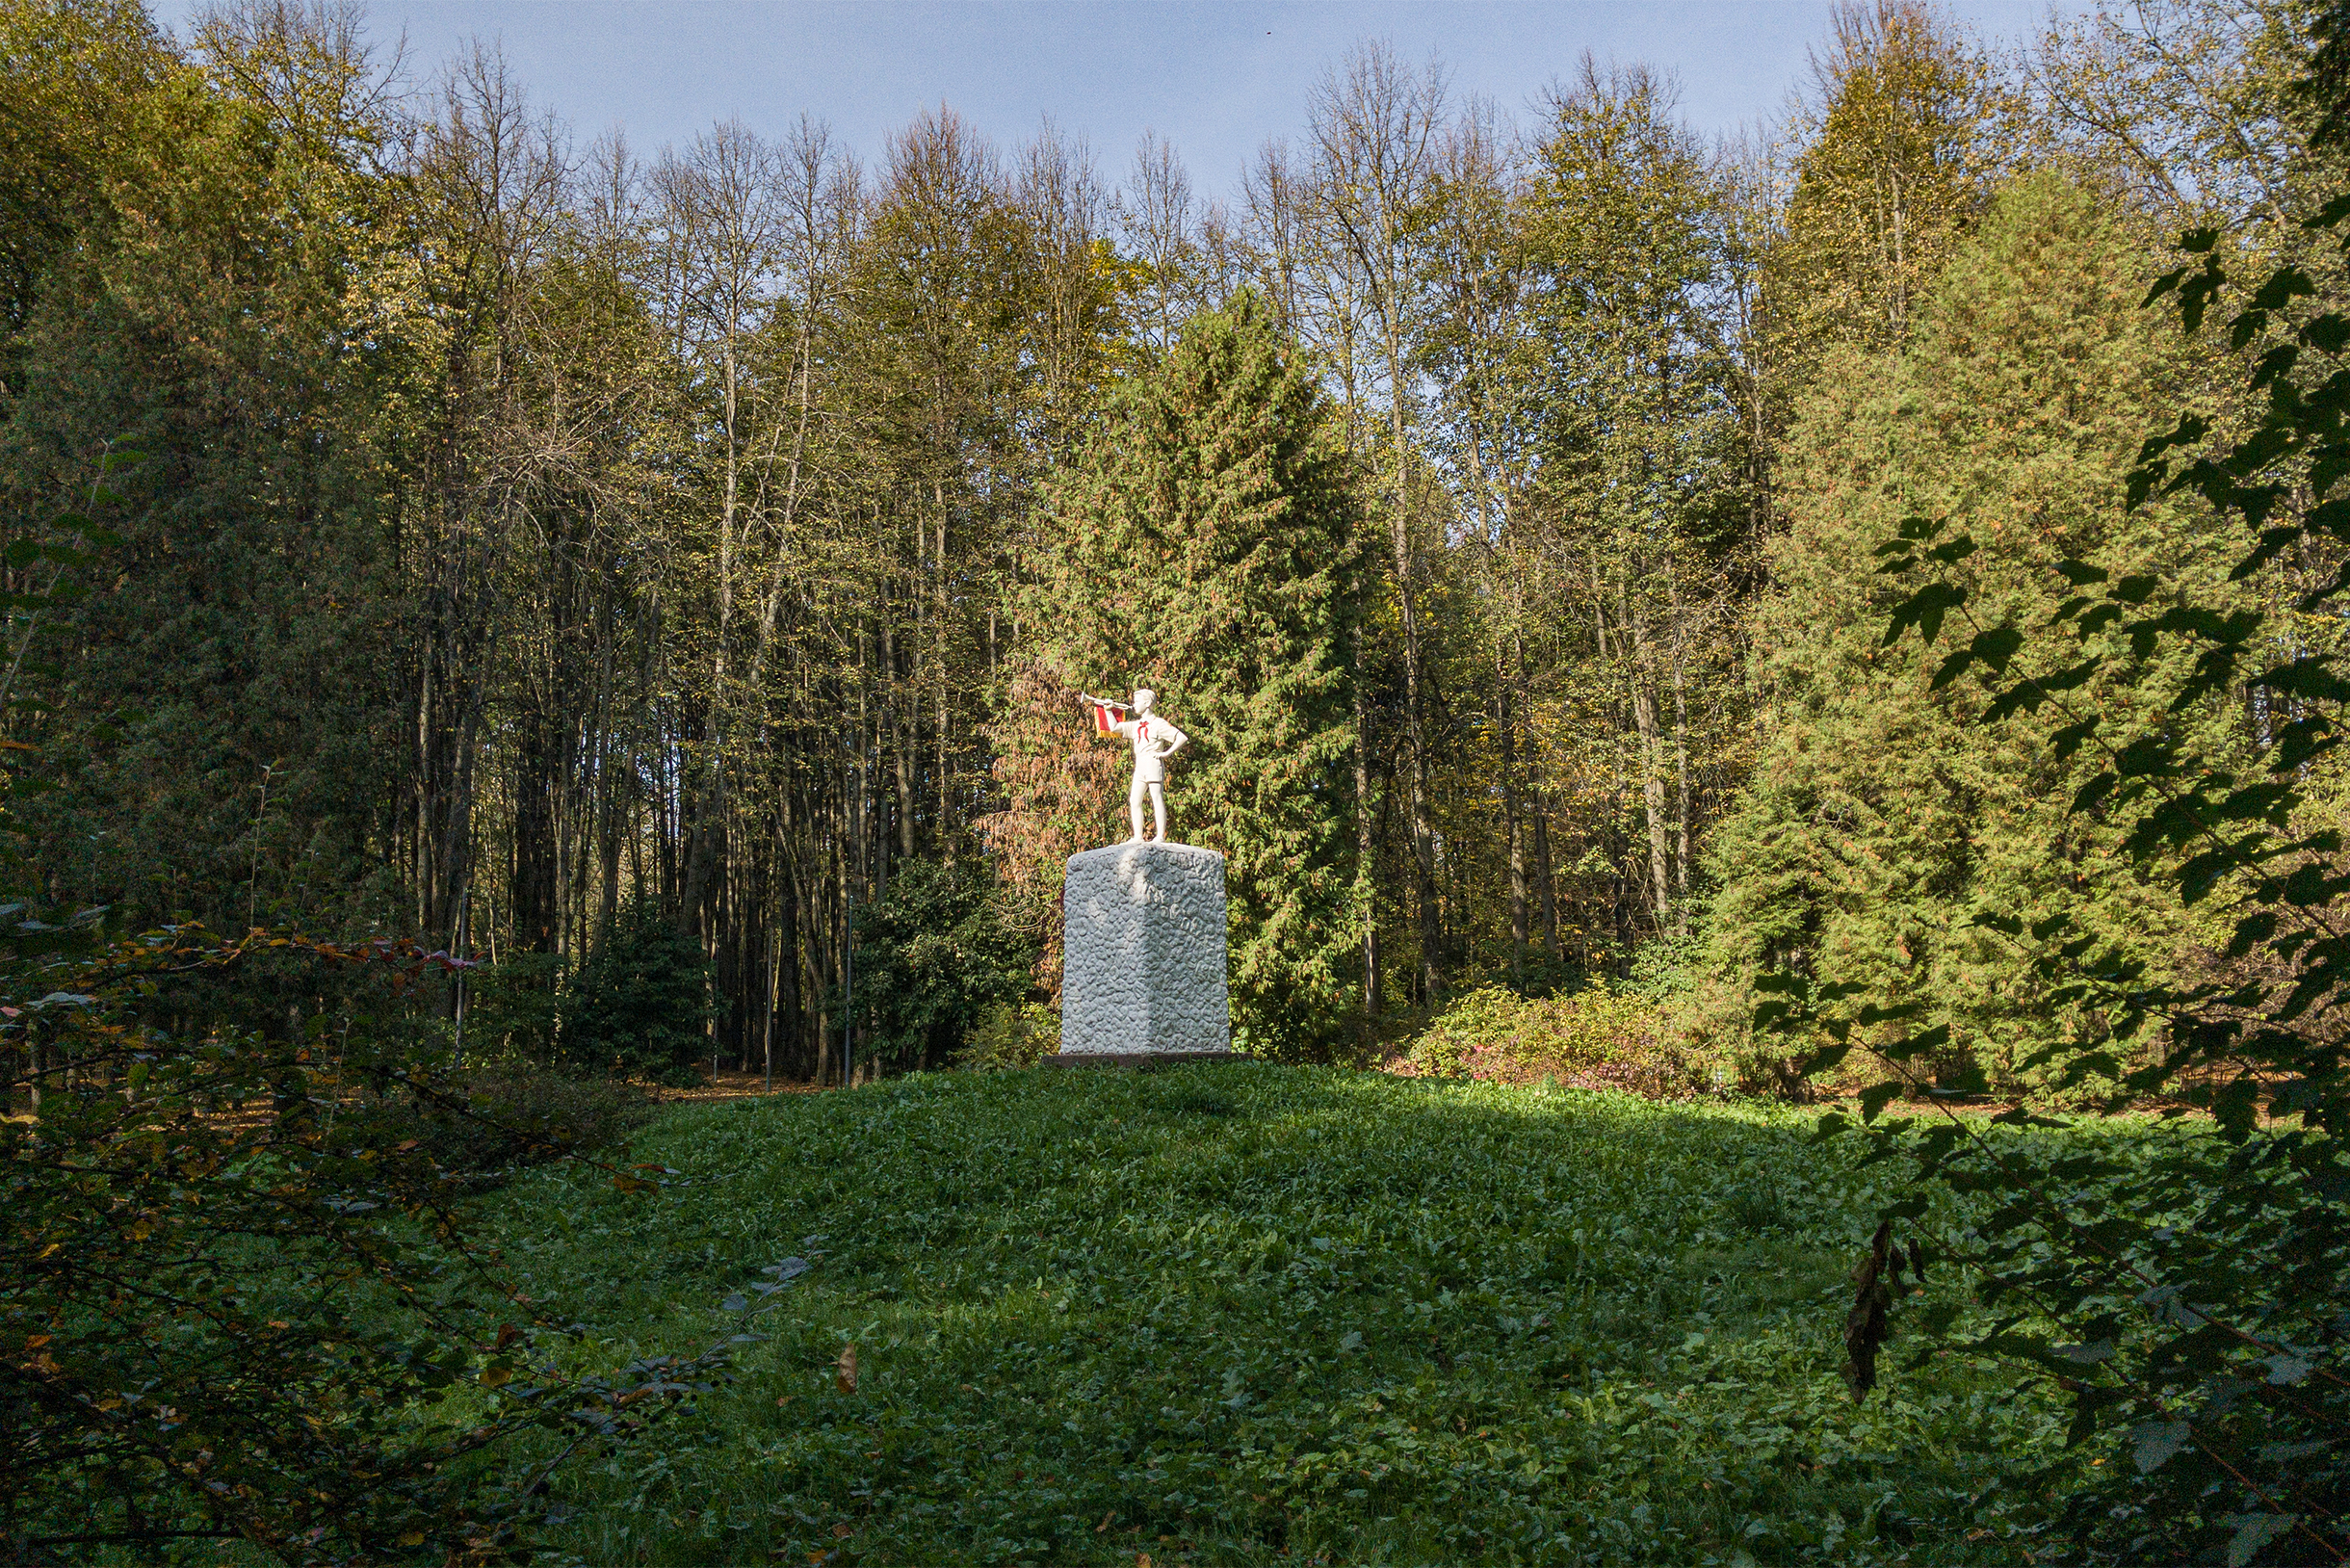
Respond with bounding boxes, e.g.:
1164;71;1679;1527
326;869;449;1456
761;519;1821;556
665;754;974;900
1695;171;2242;1092
988;290;1363;1057
0;7;408;937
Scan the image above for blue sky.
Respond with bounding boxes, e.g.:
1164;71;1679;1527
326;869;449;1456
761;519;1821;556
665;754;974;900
153;1;2079;196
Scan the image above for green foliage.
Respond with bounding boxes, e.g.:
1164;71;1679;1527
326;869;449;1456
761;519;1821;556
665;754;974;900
1747;31;2350;1561
1524;65;1751;564
1503;63;1761;951
465;911;723;1087
0;924;722;1564
1771;0;2005;366
0;5;411;939
375;1062;656;1188
0;0;172;382
955;997;1058;1070
1007;290;1364;1058
851;857;1030;1074
482;1068;2085;1565
0;460;704;1562
18;9;2350;1557
1701;171;2231;1099
1402;983;1707;1097
458;949;565;1061
561;901;715;1081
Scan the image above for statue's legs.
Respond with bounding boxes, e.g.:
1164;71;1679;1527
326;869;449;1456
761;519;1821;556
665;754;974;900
1146;781;1169;842
1128;776;1149;843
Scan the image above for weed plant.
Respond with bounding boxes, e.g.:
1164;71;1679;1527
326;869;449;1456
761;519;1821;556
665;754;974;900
957;1001;1061;1071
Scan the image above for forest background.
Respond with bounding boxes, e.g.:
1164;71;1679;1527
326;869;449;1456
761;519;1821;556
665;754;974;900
0;0;2329;1089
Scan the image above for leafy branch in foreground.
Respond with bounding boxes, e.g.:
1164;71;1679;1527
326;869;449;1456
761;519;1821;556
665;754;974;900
0;922;752;1564
1749;22;2350;1566
0;452;792;1564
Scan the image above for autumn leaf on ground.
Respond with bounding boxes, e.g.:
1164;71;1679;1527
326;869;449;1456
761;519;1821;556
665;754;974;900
835;1343;857;1394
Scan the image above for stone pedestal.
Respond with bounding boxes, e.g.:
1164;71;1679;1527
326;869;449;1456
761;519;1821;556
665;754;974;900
1058;841;1230;1058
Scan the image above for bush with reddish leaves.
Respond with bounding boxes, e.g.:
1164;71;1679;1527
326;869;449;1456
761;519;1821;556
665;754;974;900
1397;985;1716;1098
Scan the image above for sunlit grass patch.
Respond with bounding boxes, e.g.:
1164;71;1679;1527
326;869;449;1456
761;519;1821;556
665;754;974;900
480;1066;2081;1566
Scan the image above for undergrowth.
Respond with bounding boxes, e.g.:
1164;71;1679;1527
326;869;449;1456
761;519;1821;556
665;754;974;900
1397;986;1710;1098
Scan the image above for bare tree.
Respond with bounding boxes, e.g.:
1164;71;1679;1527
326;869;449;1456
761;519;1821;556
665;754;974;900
1424;94;1542;980
405;39;571;954
1118;129;1202;350
1306;39;1449;1004
1240;138;1309;336
1015;118;1111;429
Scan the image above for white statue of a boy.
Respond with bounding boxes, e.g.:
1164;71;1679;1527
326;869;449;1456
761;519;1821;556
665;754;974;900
1080;689;1190;843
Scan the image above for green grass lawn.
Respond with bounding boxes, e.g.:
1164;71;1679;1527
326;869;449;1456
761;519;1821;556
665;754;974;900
483;1065;2076;1566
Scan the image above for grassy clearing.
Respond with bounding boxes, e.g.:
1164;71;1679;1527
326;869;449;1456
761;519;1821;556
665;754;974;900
483;1066;2076;1566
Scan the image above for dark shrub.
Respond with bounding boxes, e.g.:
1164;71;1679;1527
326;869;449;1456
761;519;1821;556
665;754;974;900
562;901;714;1079
376;1064;654;1187
457;950;563;1060
852;857;1030;1073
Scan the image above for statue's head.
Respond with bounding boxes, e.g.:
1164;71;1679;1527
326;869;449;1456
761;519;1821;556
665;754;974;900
1133;688;1156;714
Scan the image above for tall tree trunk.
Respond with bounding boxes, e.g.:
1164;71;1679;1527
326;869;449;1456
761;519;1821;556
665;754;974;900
415;658;433;930
1498;646;1527;987
1531;788;1561;962
1383;321;1441;1006
1626;579;1673;928
1351;618;1379;1016
883;614;913;858
1669;570;1692;925
935;495;949;844
683;329;741;939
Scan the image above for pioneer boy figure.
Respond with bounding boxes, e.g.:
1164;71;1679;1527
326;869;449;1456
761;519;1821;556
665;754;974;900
1079;689;1190;843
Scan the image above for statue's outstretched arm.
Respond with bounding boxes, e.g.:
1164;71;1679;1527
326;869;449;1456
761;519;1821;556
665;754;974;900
1078;693;1128;738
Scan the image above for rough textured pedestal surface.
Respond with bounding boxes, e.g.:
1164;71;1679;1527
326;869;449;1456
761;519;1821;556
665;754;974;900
1040;1050;1234;1068
1059;841;1229;1057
